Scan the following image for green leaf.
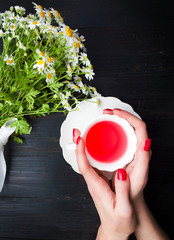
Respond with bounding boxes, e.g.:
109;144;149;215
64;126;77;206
25;88;40;110
11;118;30;135
18;105;23;114
0;103;3;110
13;136;23;143
41;103;50;113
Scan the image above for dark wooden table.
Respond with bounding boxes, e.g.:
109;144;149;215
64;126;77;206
0;0;174;239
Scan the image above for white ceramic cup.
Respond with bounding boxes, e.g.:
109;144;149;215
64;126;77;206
66;114;137;172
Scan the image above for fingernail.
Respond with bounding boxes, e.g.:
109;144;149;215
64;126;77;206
114;108;122;111
76;136;81;145
143;139;151;151
117;169;127;181
103;108;113;112
73;128;76;137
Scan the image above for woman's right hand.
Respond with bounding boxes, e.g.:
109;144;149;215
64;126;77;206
104;108;152;202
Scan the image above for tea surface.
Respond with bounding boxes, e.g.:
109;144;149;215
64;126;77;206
85;121;128;163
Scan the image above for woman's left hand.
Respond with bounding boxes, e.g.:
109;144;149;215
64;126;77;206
73;129;136;240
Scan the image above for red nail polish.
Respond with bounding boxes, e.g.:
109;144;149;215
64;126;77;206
103;108;113;111
114;108;122;111
117;169;127;181
143;139;151;151
73;128;76;137
76;136;81;145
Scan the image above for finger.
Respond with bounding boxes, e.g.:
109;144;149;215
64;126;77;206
103;109;113;115
72;128;81;143
131;139;151;187
111;171;117;193
113;109;148;145
76;136;113;200
115;169;132;214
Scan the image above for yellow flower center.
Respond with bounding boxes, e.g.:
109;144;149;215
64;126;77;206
11;25;15;29
52;68;55;72
47;57;52;63
40;11;45;18
59;31;63;34
66;26;73;37
74;85;79;90
48;73;52;79
7;60;12;64
48;11;52;18
55;10;60;19
74;42;78;48
33;21;38;25
40;52;45;57
38;5;43;10
38;60;44;65
90;64;93;69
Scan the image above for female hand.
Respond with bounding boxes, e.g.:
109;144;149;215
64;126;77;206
73;110;170;240
103;108;151;202
73;129;136;240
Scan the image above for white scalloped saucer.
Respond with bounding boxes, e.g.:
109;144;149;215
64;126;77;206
59;96;141;180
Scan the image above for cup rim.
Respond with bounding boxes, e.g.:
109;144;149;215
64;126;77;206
81;114;137;171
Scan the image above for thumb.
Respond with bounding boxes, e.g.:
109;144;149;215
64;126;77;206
115;169;132;215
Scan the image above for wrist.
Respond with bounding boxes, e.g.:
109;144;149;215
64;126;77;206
96;225;130;240
133;193;146;211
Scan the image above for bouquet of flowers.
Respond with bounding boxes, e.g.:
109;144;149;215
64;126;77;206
0;2;97;143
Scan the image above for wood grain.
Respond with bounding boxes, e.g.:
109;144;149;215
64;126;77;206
0;0;174;239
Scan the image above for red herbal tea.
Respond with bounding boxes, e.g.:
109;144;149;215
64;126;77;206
85;120;128;163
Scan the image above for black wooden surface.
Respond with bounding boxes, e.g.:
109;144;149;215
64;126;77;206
0;0;174;239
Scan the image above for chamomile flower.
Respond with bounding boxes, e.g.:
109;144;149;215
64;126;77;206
15;6;26;15
46;56;55;66
3;10;14;19
3;54;15;66
89;86;100;97
9;23;16;32
66;64;73;78
65;81;81;92
41;22;59;39
33;59;46;73
28;20;41;29
68;53;79;69
82;65;95;80
0;2;96;119
79;52;91;67
50;8;63;25
27;13;35;19
59;92;72;111
36;49;46;58
32;3;45;22
44;10;52;23
74;77;88;94
45;68;56;84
